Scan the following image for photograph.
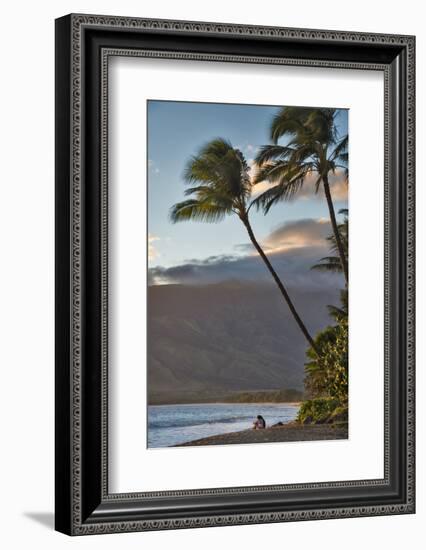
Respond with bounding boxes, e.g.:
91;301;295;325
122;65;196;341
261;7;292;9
147;100;349;448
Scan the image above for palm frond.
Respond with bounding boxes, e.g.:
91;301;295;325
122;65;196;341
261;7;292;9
313;175;322;194
252;176;306;213
183;185;235;209
305;108;338;144
339;152;349;164
327;304;347;321
330;135;348;160
330;135;349;181
287;141;320;163
170;199;230;223
271;107;338;145
270;108;306;143
311;256;343;273
186;139;250;194
172;137;253;223
198;137;234;158
254;144;294;165
252;161;296;185
327;289;348;321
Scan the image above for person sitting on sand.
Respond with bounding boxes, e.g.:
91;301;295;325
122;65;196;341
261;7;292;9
253;415;266;430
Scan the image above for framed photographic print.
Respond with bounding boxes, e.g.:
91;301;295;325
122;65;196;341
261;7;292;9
55;14;415;535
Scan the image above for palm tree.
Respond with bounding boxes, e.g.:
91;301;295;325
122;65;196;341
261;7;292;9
327;289;348;322
312;209;348;274
253;107;349;284
312;209;348;322
170;138;319;354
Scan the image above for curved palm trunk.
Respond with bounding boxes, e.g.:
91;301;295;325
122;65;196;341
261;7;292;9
322;175;349;284
241;217;320;356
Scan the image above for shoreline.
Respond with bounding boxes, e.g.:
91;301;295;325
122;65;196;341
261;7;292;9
174;422;348;447
148;389;303;406
150;401;302;407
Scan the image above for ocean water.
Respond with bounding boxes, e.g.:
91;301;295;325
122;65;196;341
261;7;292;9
147;402;300;448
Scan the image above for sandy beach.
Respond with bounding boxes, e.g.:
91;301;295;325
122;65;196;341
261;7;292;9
175;422;348;447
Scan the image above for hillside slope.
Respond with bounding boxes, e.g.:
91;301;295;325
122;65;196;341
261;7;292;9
148;281;339;400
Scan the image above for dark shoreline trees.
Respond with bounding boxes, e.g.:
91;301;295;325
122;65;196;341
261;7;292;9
298;208;349;424
170;138;319;354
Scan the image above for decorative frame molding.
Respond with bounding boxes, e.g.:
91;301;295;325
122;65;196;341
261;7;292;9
55;14;415;535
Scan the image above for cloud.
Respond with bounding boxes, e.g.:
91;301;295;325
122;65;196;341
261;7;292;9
263;218;331;253
149;219;343;290
148;234;160;260
149;246;340;290
236;218;332;255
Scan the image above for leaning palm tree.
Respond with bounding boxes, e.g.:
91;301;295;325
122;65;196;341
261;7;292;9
170;138;319;354
253;107;349;284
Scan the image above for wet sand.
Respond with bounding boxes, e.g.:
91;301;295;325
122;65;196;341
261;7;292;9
175;422;348;446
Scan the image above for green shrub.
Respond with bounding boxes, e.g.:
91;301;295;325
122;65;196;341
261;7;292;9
304;318;348;403
297;397;340;424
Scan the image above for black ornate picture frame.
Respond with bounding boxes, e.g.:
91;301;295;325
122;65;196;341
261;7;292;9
55;14;415;535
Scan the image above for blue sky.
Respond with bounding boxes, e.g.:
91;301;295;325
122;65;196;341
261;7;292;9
147;100;348;287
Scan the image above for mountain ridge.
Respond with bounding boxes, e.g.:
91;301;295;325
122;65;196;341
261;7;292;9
147;281;340;401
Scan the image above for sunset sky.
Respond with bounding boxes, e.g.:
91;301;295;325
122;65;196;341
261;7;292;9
147;100;348;289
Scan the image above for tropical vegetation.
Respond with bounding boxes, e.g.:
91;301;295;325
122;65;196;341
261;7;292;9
171;106;349;426
298;218;349;423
